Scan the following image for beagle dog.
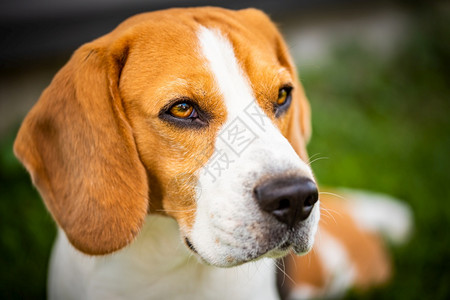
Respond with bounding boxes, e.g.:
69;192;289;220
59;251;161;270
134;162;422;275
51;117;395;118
14;7;411;300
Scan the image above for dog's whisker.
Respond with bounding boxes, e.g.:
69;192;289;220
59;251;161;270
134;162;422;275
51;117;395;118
308;156;329;166
321;206;342;217
307;152;323;163
275;259;296;286
289;251;298;271
319;191;346;200
320;207;338;224
276;259;287;287
308;246;318;268
320;216;328;224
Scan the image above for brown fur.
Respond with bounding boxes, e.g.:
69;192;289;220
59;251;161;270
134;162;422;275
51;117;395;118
14;39;149;255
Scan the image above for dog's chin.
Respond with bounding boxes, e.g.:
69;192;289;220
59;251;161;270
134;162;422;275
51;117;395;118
185;233;315;268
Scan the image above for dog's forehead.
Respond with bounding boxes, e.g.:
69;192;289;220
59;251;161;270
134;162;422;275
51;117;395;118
119;8;290;115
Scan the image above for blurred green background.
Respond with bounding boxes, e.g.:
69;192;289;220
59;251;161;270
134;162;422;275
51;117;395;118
305;7;450;299
0;2;449;299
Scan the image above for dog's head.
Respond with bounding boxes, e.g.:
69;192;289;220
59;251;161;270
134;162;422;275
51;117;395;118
14;7;319;267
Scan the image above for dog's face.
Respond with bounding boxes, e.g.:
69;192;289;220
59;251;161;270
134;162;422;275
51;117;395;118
14;7;319;266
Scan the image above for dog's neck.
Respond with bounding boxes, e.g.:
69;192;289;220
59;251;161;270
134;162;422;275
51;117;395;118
48;215;279;299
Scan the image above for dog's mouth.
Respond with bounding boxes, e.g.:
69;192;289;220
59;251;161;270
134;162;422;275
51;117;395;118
275;240;311;254
183;207;319;267
184;239;312;267
183;237;294;266
262;227;317;259
184;236;294;258
184;237;198;254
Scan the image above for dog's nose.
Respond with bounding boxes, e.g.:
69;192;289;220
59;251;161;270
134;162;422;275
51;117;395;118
254;177;318;227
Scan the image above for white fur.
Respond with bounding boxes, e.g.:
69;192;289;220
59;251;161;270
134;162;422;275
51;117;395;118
49;215;279;300
189;27;319;267
341;189;413;244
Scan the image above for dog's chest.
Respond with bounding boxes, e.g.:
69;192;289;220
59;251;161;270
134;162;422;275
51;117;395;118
49;215;279;300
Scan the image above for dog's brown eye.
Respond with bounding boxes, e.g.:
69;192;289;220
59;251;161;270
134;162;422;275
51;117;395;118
274;86;293;117
277;88;289;105
160;99;208;129
169;103;194;119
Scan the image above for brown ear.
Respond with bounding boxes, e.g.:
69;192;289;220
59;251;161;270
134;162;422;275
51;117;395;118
238;8;312;161
14;38;149;255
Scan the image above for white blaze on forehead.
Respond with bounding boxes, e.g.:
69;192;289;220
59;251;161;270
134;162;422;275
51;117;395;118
197;26;254;118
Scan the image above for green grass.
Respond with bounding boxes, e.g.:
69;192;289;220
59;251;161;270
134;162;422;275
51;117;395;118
0;8;449;299
0;131;56;299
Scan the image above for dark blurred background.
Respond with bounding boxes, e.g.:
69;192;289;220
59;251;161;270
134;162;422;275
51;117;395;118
1;0;449;299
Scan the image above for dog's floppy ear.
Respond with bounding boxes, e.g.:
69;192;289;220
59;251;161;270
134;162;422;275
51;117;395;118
14;36;149;255
238;8;312;161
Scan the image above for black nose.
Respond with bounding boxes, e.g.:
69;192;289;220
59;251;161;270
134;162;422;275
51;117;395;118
254;177;318;227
